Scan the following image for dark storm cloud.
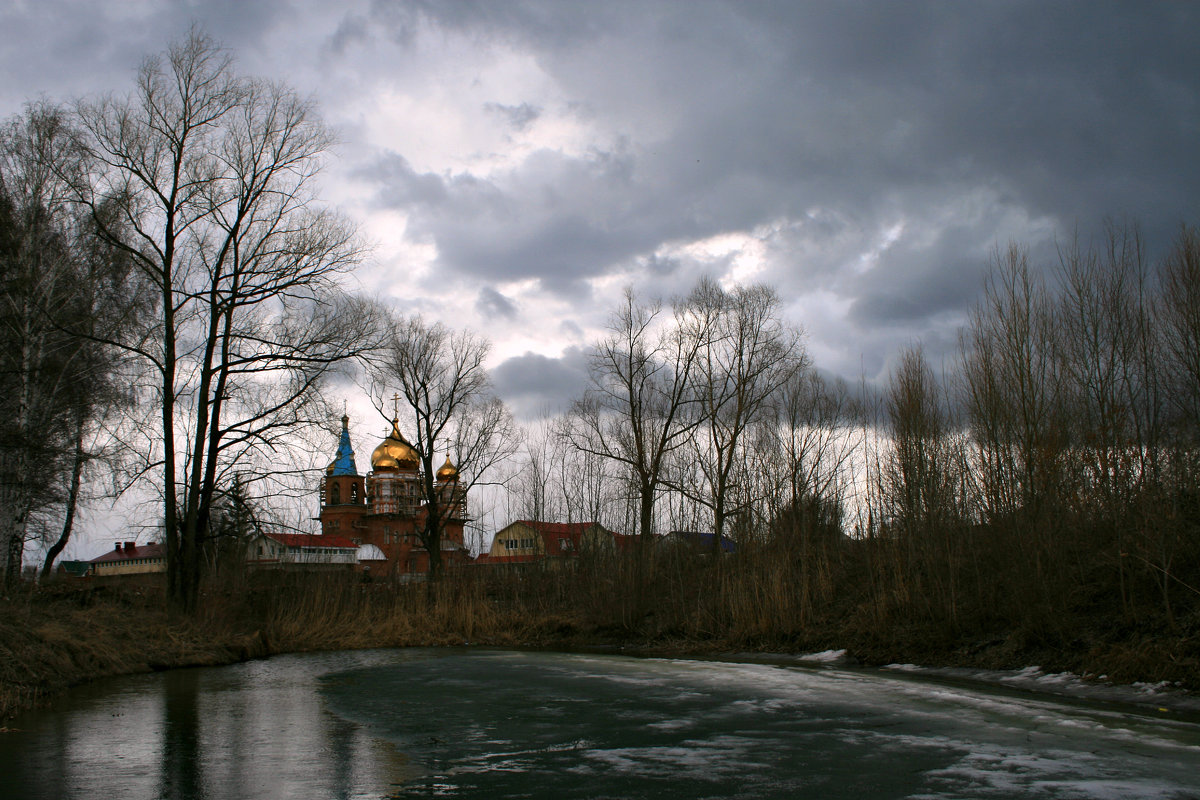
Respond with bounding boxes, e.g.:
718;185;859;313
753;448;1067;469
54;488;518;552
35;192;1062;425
5;0;1198;390
364;143;693;296
490;347;590;419
365;1;1200;353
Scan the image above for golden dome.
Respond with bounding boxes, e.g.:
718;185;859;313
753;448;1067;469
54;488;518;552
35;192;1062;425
371;418;419;472
436;455;459;482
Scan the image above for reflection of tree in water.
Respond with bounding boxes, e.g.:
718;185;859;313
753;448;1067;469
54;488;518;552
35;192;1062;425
159;670;202;800
321;701;420;792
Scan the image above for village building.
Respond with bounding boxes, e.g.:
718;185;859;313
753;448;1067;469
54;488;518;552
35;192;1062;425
56;560;92;578
89;541;167;577
246;531;360;570
479;520;628;567
315;413;469;578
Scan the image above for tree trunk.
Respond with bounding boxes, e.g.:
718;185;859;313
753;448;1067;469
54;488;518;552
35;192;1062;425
40;408;87;580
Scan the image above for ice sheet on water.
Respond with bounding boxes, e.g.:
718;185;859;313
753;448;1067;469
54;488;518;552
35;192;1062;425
882;662;1200;714
911;741;1191;800
796;648;849;663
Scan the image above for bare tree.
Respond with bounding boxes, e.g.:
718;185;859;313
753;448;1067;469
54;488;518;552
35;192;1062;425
72;30;375;611
564;288;705;556
0;106;81;583
960;244;1065;525
1053;223;1163;611
880;346;971;620
674;277;806;550
762;369;862;622
1147;224;1200;622
368;314;518;579
551;414;617;528
1161;224;1200;441
510;417;562;524
0;103;143;584
772;371;861;526
883;348;958;537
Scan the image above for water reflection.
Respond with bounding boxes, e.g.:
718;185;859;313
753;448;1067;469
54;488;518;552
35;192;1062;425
1;649;1198;799
160;669;200;800
0;651;420;800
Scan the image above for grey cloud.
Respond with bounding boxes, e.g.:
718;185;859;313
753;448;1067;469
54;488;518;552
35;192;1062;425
328;13;371;55
491;347;591;420
9;0;1198;391
484;102;542;132
357;151;449;207
361;144;690;297
475;286;518;320
643;253;680;277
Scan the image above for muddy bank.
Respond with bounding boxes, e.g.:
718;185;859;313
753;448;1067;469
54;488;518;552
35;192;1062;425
2;575;1197;722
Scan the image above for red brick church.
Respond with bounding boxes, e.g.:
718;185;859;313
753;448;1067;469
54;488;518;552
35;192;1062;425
318;412;468;578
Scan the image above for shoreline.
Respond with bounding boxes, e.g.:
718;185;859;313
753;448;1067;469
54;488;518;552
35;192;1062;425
2;576;1197;723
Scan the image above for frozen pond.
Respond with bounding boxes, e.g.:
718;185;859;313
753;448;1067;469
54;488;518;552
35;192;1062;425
1;648;1198;798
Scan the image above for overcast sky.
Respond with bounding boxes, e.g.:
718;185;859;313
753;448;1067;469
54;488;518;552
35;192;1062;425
4;1;1199;426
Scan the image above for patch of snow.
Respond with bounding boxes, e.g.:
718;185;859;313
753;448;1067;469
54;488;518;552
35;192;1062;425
882;663;1200;714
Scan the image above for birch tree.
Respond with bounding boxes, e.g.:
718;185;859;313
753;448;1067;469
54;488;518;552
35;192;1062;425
0;103;141;584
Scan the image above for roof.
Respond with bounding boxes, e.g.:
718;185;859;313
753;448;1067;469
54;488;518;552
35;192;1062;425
496;520;634;557
330;415;358;476
665;530;737;553
506;520;601;556
261;532;358;550
508;520;603;536
91;542;166;564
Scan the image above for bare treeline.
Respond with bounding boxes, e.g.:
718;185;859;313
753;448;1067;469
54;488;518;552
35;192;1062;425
500;223;1199;651
508;276;861;563
868;223;1200;634
0;31;383;609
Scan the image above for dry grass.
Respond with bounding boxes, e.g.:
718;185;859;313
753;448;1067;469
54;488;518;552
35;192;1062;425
3;551;1199;722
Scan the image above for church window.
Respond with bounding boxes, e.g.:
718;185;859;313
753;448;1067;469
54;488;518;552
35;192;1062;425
331;484;341;504
351;485;359;503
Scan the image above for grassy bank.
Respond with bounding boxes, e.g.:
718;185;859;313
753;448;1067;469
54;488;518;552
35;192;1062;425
3;555;1199;722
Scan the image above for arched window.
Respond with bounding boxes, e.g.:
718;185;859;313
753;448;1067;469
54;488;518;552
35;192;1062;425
351;484;359;503
331;483;341;505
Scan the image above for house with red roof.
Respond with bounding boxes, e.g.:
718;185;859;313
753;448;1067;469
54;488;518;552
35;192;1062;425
89;541;167;577
480;520;629;567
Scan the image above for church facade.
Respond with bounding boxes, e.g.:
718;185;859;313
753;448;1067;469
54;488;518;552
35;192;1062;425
318;413;468;578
